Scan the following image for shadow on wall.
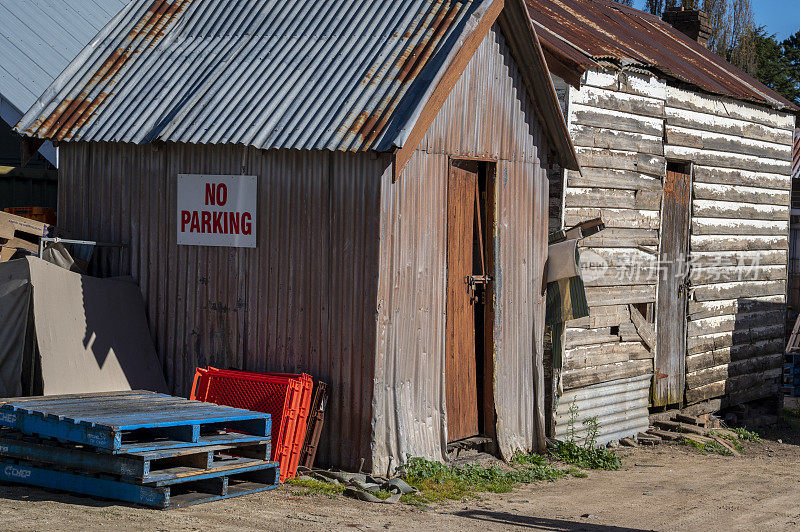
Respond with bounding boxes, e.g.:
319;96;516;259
686;296;785;409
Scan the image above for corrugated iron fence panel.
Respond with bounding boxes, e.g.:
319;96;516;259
372;26;550;473
58;142;381;471
554;374;651;445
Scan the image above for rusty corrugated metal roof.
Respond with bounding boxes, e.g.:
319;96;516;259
527;0;799;112
14;0;496;151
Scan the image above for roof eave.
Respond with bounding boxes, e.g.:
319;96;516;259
498;0;579;170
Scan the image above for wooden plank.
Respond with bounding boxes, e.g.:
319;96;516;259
563;328;617;349
584;69;667;100
565;187;639;209
562;359;653;389
687;324;784;356
685;367;781;404
690;235;788;252
686;338;785;373
689;265;786;285
582;228;659;248
665;124;791;160
692;218;787;237
693;182;789;207
665;89;796;131
653;166;691;407
575;147;665;177
693;166;790;191
686;353;782;389
566;304;630;329
691;280;786;302
572;83;666;117
571;105;663;137
687;309;785;337
572;125;663;156
564;207;659;230
664;145;790;175
563;341;650;371
566;168;662;191
628;304;655;350
585;285;655;306
665;112;793;146
693;199;788;222
582;266;658;287
689;251;786;269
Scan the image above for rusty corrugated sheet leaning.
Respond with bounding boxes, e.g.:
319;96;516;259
526;0;798;112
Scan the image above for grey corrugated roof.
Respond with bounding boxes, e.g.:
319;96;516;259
15;0;502;152
0;0;127;116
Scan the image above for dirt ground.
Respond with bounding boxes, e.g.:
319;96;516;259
0;430;799;531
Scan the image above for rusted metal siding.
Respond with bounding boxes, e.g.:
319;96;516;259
58;142;383;471
372;25;550;472
16;0;495;153
555;374;651;445
526;0;797;112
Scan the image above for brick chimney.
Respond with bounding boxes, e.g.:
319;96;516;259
662;7;712;47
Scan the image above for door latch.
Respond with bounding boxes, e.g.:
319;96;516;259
466;275;492;304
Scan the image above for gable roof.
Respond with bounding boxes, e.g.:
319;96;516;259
526;0;798;113
0;0;127;117
14;0;578;170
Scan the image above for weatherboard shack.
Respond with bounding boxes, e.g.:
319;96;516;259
15;0;578;473
528;0;798;443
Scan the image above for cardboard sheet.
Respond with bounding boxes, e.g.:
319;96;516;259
0;257;168;396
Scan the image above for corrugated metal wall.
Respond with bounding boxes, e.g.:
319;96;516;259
555;374;651;445
57;22;553;473
372;25;550;472
58;143;383;471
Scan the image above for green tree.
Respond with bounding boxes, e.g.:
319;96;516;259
752;28;800;105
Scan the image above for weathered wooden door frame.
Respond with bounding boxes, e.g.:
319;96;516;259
444;157;497;442
653;160;693;408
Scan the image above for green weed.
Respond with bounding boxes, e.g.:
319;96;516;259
285;477;345;498
681;437;731;456
549;400;621;471
731;427;762;443
401;455;569;503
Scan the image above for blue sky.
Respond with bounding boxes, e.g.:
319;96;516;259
632;0;799;40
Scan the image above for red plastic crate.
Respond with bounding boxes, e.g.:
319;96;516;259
190;367;313;482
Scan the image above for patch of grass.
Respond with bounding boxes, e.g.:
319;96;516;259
286;477;345;498
731;427;762;443
681;437;732;456
402;455;569;503
550;441;621;470
708;431;744;453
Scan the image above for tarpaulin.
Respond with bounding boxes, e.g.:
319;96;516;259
0;257;167;396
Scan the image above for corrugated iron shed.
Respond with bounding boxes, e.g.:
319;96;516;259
15;0;570;162
794;128;800;180
526;0;799;113
0;0;127;116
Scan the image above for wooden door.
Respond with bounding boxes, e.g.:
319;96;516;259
653;164;691;406
446;161;480;441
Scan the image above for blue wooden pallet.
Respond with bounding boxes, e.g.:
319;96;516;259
0;391;270;453
0;458;279;509
0;432;271;481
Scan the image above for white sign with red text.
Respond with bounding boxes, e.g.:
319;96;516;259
177;174;257;247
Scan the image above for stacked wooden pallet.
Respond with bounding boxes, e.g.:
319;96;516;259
0;391;279;509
